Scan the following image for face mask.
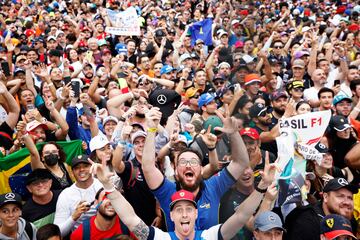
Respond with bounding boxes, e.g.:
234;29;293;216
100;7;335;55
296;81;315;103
44;153;59;166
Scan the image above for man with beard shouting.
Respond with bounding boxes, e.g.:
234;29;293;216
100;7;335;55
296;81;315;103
141;106;250;231
70;188;136;239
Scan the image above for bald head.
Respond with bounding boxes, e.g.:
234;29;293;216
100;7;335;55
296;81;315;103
311;69;326;85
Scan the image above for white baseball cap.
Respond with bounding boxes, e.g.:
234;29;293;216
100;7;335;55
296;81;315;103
89;134;109;152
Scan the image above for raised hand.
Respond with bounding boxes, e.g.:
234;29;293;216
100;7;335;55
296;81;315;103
214;104;239;134
259;151;280;187
200;126;217;148
89;157;114;187
145;107;162;129
0;81;7;94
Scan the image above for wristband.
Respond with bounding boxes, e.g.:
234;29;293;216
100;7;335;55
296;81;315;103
147;127;158;133
119;116;126;122
255;184;268;193
208;146;216;151
104;185;116;195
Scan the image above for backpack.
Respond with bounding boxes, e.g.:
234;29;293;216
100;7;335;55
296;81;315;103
24;221;34;240
168;230;204;240
82;216;130;240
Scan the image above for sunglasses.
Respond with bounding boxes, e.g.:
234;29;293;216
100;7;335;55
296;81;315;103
139;81;150;86
293;88;304;92
274;46;283;49
214;81;225;86
234;58;242;62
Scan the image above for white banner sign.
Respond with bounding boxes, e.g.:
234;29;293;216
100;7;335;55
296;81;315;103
106;7;140;36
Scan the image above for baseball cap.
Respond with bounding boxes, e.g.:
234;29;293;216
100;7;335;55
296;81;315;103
254;211;285;232
213;73;225;81
315;142;329;154
26;120;48;132
231;19;240;26
244;73;261;86
270;91;288;101
330;115;351;132
101;48;111;56
249;103;268;118
0;193;22;209
323;178;358;194
26;168;52;185
292;59;306;68
179;53;191;64
89;134;110;152
131;130;147;144
14;67;25;75
195;39;204;45
218;30;228;38
169;190;197;211
47;35;56;42
203;116;223;135
71;154;90;169
217;62;230;69
198;93;215;108
320;214;357;240
286;80;304;92
103;116;118;126
55;30;64;38
160;65;174;75
240;127;260;140
333;94;352;105
115;43;127;55
185;87;200;99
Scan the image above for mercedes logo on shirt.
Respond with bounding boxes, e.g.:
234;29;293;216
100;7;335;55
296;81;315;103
157;94;167;105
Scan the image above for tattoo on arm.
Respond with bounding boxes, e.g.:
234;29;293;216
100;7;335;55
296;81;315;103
132;220;150;240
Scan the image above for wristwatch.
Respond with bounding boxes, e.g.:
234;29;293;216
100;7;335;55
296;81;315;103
255;184;268;193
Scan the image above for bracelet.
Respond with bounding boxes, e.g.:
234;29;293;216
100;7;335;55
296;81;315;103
354;107;360;112
47;82;54;87
147;128;157;132
104;185;116;195
119;116;126;122
254;184;268;193
208;146;216;151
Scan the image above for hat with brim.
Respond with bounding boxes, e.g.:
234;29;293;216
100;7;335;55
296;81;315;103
26;168;53;185
0;193;22;209
254;211;286;232
323;178;358;194
333;94;352;105
169;190;197;211
89;134;110;152
330;115;352;132
71;154;90;169
26;120;48;132
131;130;147;144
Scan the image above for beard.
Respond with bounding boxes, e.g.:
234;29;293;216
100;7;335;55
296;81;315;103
259;118;271;126
273;107;285;116
98;208;117;221
177;174;203;192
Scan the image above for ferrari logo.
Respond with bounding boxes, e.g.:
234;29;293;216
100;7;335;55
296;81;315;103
326;218;334;228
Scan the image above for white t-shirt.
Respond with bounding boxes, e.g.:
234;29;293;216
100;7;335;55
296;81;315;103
149;224;222;240
339;83;352;97
54;178;103;236
303;87;319;102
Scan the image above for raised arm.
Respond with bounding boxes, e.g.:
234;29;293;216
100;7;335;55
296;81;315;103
0;81;20;129
44;98;69;140
220;153;276;240
141;107;165;190
22;134;45;170
91;160;150;240
215;105;249;180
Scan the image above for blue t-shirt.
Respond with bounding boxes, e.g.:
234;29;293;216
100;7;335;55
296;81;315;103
153;167;236;231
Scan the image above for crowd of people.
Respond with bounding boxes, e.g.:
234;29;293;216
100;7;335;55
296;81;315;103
0;0;359;239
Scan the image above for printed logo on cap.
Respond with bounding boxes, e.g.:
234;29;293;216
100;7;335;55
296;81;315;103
326;218;334;228
78;155;83;159
5;193;15;200
269;215;275;222
179;192;185;197
157;95;167;105
337;178;348;186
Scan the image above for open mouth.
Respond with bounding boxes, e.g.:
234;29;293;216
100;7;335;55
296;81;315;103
181;221;190;232
185;172;194;178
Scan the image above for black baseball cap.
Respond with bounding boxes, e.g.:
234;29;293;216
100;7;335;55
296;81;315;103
320;214;357;240
323;178;358;194
26;168;53;185
71;154;90;169
0;193;22;209
249;103;268;119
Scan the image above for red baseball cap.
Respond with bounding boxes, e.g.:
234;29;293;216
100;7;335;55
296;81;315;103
170;190;197;211
240;127;260;140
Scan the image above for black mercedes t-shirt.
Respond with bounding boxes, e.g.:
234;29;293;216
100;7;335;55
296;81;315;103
117;158;157;226
22;190;61;227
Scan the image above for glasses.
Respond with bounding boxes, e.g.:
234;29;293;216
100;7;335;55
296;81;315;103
234;58;241;62
31;179;50;186
214;81;225;86
139;81;150;86
293;88;304;92
274;45;283;49
178;158;200;167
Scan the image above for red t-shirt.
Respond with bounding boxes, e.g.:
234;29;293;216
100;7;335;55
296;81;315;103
70;215;136;239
